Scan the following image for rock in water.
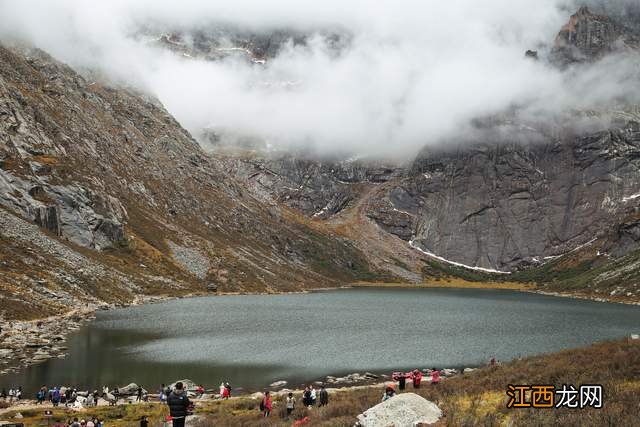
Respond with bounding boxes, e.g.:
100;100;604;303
356;393;442;426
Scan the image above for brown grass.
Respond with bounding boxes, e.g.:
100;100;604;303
7;339;633;426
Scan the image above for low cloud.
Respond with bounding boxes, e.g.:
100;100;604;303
0;1;637;157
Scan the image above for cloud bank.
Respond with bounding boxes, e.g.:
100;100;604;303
0;1;637;157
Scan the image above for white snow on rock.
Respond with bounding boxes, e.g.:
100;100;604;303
356;393;442;426
409;240;510;274
623;192;640;202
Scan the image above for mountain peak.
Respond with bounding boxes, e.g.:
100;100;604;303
552;5;637;63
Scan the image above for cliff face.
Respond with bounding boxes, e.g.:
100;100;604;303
368;119;640;271
0;45;377;320
221;7;640;283
552;6;639;63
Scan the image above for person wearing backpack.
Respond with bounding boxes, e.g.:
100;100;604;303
52;387;61;406
319;386;329;406
302;387;312;407
260;391;272;417
285;392;295;418
167;382;191;427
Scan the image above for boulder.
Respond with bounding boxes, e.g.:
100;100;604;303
356;393;442;427
118;383;147;396
270;380;287;388
169;379;198;391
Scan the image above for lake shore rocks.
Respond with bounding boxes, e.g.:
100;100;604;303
0;308;96;376
356;393;442;426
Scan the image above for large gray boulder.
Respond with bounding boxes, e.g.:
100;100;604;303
356;393;442;426
118;383;146;396
169;379;198;391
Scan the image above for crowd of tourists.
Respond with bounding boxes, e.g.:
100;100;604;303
1;367;451;425
0;386;22;402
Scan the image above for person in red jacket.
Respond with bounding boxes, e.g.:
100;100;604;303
431;368;441;385
412;369;422;388
260;391;272;417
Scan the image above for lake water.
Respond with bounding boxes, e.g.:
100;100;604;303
3;288;640;396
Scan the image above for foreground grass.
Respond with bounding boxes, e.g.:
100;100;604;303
3;339;638;426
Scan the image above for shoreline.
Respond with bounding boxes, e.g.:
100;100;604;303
2;282;638;380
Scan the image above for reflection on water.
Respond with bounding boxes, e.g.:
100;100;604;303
3;288;640;395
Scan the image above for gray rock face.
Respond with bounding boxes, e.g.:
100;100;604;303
368;120;640;271
552;6;639;63
0;58;127;250
0;42;376;328
225;153;404;218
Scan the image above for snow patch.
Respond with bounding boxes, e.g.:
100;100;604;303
623;192;640;202
409;240;510;274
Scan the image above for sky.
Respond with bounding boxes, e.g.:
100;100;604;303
0;0;637;157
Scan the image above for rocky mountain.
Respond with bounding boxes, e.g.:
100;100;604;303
552;6;639;63
3;5;640;325
0;44;378;321
372;117;640;271
217;7;640;300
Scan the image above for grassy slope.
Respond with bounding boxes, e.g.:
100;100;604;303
3;339;638;426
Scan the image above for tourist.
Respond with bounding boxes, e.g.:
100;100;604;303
302;387;311;407
16;386;22;400
219;382;226;399
52;387;61;406
319;385;329;407
140;415;149;427
196;385;205;398
65;387;73;405
164;385;171;399
412;369;422;389
382;384;396;401
136;385;143;402
60;387;67;406
167;381;191;427
285;392;295;418
86;417;95;427
70;417;80;427
431;368;440;385
159;383;167;403
93;390;99;406
225;382;232;398
310;385;317;406
37;387;46;404
8;388;14;402
260;391;272;417
398;372;406;390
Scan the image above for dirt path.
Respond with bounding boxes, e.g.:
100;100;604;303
324;179;427;283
